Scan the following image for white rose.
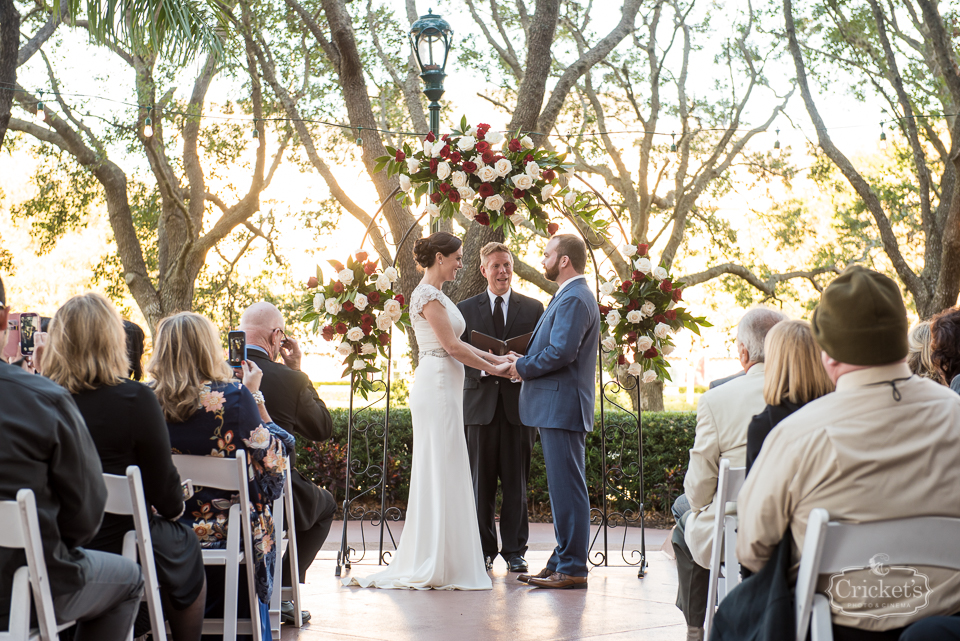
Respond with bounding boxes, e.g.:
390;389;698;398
627;362;643;377
384;266;398;282
352;360;366;371
354;293;368;311
485;194;505;211
422;139;432;155
654;323;670;339
336;341;352;356
430;141;442;158
376;313;393;331
460;202;478;220
383;299;402;316
635;257;653;274
459;135;476;151
451;171;468;188
346;327;364;342
477;166;498;183
511;174;534;191
325;299;341;315
564;191;576;207
426;203;441;218
508;213;524;225
485;130;504;145
313;293;325;312
466;126;478;137
636;336;654;352
521;135;534;150
338;269;354;285
621;244;637;258
641;301;656;317
458;186;476;201
541;184;556;200
361;343;376;355
601;336;616;351
662;344;675;356
605;310;621;326
599;281;616;297
494;158;512;177
437;161;451;180
376;274;391;292
406;157;420;173
642;370;658;384
525;161;541;178
398;174;412;192
653;266;669;281
626;310;643;324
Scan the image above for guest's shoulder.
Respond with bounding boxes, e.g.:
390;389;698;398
0;361;71;401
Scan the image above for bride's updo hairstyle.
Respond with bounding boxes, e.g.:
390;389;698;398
413;231;463;269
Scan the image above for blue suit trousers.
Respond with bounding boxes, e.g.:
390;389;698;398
539;427;590;577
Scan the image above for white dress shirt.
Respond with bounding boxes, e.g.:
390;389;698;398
554;274;586;296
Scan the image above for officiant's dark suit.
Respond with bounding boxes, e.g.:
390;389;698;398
458;243;544;571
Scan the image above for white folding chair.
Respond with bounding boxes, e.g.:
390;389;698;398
0;489;75;641
101;466;168;641
795;508;960;641
172;450;262;641
268;458;302;639
703;458;747;638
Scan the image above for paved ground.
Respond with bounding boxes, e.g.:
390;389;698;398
279;521;684;641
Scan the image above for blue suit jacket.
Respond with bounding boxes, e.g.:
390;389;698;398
515;277;600;432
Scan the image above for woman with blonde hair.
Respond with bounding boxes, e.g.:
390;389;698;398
42;293;206;641
149;312;291;639
910;320;942;382
745;320;834;474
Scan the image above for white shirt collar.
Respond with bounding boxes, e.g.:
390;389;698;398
487;288;510;316
555;274;587;295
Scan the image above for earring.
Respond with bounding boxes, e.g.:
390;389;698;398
440;259;443;265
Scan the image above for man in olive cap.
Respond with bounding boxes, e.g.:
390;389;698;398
737;266;960;636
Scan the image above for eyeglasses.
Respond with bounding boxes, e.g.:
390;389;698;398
273;328;287;343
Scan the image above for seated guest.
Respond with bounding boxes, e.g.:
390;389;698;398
41;293;206;641
673;306;786;641
930;308;960;392
738;266;960;638
907;321;939;381
239;302;335;624
148;312;290;639
745;320;833;474
123;319;147;381
0;277;144;640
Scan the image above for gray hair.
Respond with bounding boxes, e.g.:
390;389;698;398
737;307;789;363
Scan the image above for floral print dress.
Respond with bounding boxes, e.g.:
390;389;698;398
166;380;290;604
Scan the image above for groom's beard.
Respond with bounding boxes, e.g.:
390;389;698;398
544;261;560;282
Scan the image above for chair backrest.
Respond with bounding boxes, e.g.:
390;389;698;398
704;459;748;637
172;453;247;494
795;508;960;641
0;490;59;641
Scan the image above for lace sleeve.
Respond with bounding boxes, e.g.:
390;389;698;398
410;284;446;320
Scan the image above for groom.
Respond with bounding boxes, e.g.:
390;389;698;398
503;234;600;589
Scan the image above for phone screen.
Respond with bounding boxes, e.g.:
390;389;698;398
227;331;246;368
19;313;39;356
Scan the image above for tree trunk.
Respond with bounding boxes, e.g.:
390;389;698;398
0;0;18;150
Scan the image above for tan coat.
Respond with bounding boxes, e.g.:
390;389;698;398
738;363;960;631
683;363;766;568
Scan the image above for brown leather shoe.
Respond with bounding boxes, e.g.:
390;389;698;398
528;572;588;589
517;567;553;584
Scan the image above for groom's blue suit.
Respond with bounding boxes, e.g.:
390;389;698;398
515;276;600;577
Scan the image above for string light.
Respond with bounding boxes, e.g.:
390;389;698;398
252;118;262;148
669;133;677;153
879;122;888;151
143;115;153;138
36;91;45;123
773;128;781;157
356;126;363;146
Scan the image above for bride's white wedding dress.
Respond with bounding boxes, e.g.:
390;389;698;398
341;283;492;590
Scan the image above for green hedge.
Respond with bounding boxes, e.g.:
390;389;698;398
295;408;696;516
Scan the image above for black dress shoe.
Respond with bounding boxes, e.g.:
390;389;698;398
281;601;311;625
484;555;494;571
507;556;528;573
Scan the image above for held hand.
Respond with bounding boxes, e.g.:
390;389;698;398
506;352;521;362
493;361;515;378
241;359;264;393
280;335;302;370
485;351;510;365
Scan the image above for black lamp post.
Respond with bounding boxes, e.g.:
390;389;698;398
410;9;453;232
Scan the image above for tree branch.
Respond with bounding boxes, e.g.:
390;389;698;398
678;263;840;297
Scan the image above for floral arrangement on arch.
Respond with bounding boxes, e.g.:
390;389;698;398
599;242;711;383
300;250;408;398
374;116;573;234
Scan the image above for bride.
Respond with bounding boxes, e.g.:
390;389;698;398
342;232;512;590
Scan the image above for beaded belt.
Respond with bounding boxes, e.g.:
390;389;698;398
421;348;449;359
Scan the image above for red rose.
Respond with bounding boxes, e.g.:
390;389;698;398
367;292;380;304
448;190;461;203
307;276;319;288
666;309;677;321
481;150;496;164
626;331;637;343
637;243;649;256
394;294;405;306
632;270;642;282
333;281;345;294
477;123;491;134
673;288;683;302
476;141;491;153
598;304;612;315
394;150;405;162
321;325;335;341
355;250;368;262
643;347;659;359
542;169;556;181
425;131;436;142
524;153;534;164
462;161;477;173
478;183;495;198
430;158;439;173
513;188;526;199
503;202;518;216
335;322;348;334
617;354;627;365
547;222;559;235
329;260;345;272
361;324;372;336
509;138;522;152
441;133;449;142
627;300;639;311
438;182;450;194
363;260;378;275
475;212;490;226
660;279;673;293
378;332;391;345
343;301;355;312
450;151;462;163
430;192;443;204
654;314;666;324
440;144;451;157
621;280;633;293
361;313;374;325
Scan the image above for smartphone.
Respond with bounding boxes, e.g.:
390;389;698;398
181;479;194;501
227;330;246;368
2;313;20;362
19;312;39;356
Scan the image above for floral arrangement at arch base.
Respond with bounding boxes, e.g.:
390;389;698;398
599;242;711;384
375;116;591;235
300;250;409;398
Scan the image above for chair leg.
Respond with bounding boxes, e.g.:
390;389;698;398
810;594;834;641
223;561;239;641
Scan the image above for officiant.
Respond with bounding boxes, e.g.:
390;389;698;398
458;242;544;573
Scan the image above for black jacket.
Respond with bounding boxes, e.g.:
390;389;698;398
0;361;107;619
457;290;544;426
745;400;804;475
